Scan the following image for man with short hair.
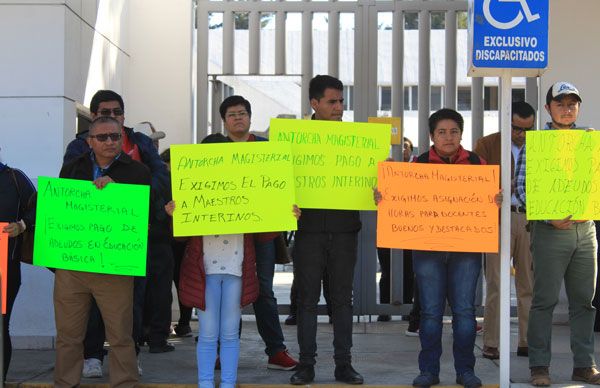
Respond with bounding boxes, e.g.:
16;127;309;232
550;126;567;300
64;90;173;378
290;75;364;385
54;116;151;388
216;95;299;371
515;82;600;386
474;101;535;360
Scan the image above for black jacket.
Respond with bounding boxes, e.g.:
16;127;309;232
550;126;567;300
60;152;151;187
0;164;36;262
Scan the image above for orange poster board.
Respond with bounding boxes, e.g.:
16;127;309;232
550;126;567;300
376;162;500;253
0;223;8;314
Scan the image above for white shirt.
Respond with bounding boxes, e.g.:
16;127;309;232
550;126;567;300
203;234;244;277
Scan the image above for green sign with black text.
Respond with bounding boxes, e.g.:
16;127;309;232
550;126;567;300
33;177;150;276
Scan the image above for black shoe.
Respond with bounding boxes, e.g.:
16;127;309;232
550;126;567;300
377;314;391;322
517;346;528;357
149;343;175;353
335;364;364;385
173;324;192;337
290;365;314;385
407;319;419;332
285;314;297;326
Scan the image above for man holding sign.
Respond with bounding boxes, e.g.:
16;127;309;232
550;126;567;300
515;82;600;386
290;75;364;385
54;116;151;388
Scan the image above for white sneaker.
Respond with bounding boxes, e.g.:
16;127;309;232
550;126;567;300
82;358;103;378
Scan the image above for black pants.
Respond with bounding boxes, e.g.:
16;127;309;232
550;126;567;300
143;241;174;347
294;231;358;366
290;267;332;317
3;259;21;380
377;248;391;304
172;240;192;327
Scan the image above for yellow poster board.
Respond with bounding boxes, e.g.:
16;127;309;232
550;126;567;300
368;117;402;145
526;130;600;220
377;162;500;253
270;118;391;210
171;142;297;236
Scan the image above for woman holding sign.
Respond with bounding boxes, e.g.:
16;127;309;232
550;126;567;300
0;160;36;380
165;199;300;388
375;109;501;388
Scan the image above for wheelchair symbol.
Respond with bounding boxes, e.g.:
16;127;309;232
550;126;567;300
483;0;540;30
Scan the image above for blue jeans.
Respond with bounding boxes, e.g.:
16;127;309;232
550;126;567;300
412;250;481;376
197;274;242;388
254;239;286;356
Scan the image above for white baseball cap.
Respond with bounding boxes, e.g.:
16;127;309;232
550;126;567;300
547;81;582;104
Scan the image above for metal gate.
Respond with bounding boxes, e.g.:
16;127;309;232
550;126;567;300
195;0;531;316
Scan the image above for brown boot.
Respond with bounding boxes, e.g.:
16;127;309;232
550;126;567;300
572;367;600;384
530;367;550;386
482;346;499;360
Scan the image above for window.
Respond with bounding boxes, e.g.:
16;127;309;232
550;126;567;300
512;88;525;102
484;86;498;111
431;86;443;111
380;86;391;111
457;87;471;111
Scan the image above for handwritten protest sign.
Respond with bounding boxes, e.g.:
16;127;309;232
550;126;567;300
270;118;391;210
368;117;402;145
33;177;149;276
0;224;8;313
171;142;297;236
377;162;500;253
526;130;600;220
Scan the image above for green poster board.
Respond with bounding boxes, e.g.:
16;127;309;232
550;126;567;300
33;177;150;276
171;142;297;236
270;118;391;210
526;130;600;220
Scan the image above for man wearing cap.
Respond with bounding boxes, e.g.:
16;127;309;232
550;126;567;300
55;116;151;388
515;82;600;386
474;101;535;360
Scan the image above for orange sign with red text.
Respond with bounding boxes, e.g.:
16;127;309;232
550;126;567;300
377;162;499;253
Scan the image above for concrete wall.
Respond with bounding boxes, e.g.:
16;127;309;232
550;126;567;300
540;0;600;128
0;0;129;348
126;0;194;152
0;0;192;348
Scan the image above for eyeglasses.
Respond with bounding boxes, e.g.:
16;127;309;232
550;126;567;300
225;111;248;119
98;108;124;117
89;133;122;142
511;125;534;133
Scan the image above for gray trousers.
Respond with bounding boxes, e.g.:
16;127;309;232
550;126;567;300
528;221;597;368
